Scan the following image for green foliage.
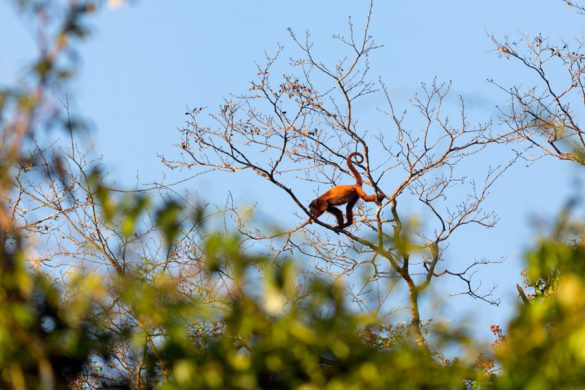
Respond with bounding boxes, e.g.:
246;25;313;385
156;200;183;250
495;207;585;389
116;234;474;390
0;238;111;388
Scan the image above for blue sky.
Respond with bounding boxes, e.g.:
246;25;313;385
2;0;584;342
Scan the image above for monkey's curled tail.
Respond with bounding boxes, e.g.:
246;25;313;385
347;152;364;186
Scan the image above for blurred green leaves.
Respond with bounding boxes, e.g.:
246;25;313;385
0;239;112;389
495;207;585;389
156;199;183;249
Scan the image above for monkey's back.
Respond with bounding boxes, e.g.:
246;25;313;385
321;185;358;206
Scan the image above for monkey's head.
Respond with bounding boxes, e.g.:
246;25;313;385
308;199;320;219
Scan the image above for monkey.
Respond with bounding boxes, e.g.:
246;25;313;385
308;152;384;230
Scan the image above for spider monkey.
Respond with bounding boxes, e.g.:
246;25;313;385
308;152;384;229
